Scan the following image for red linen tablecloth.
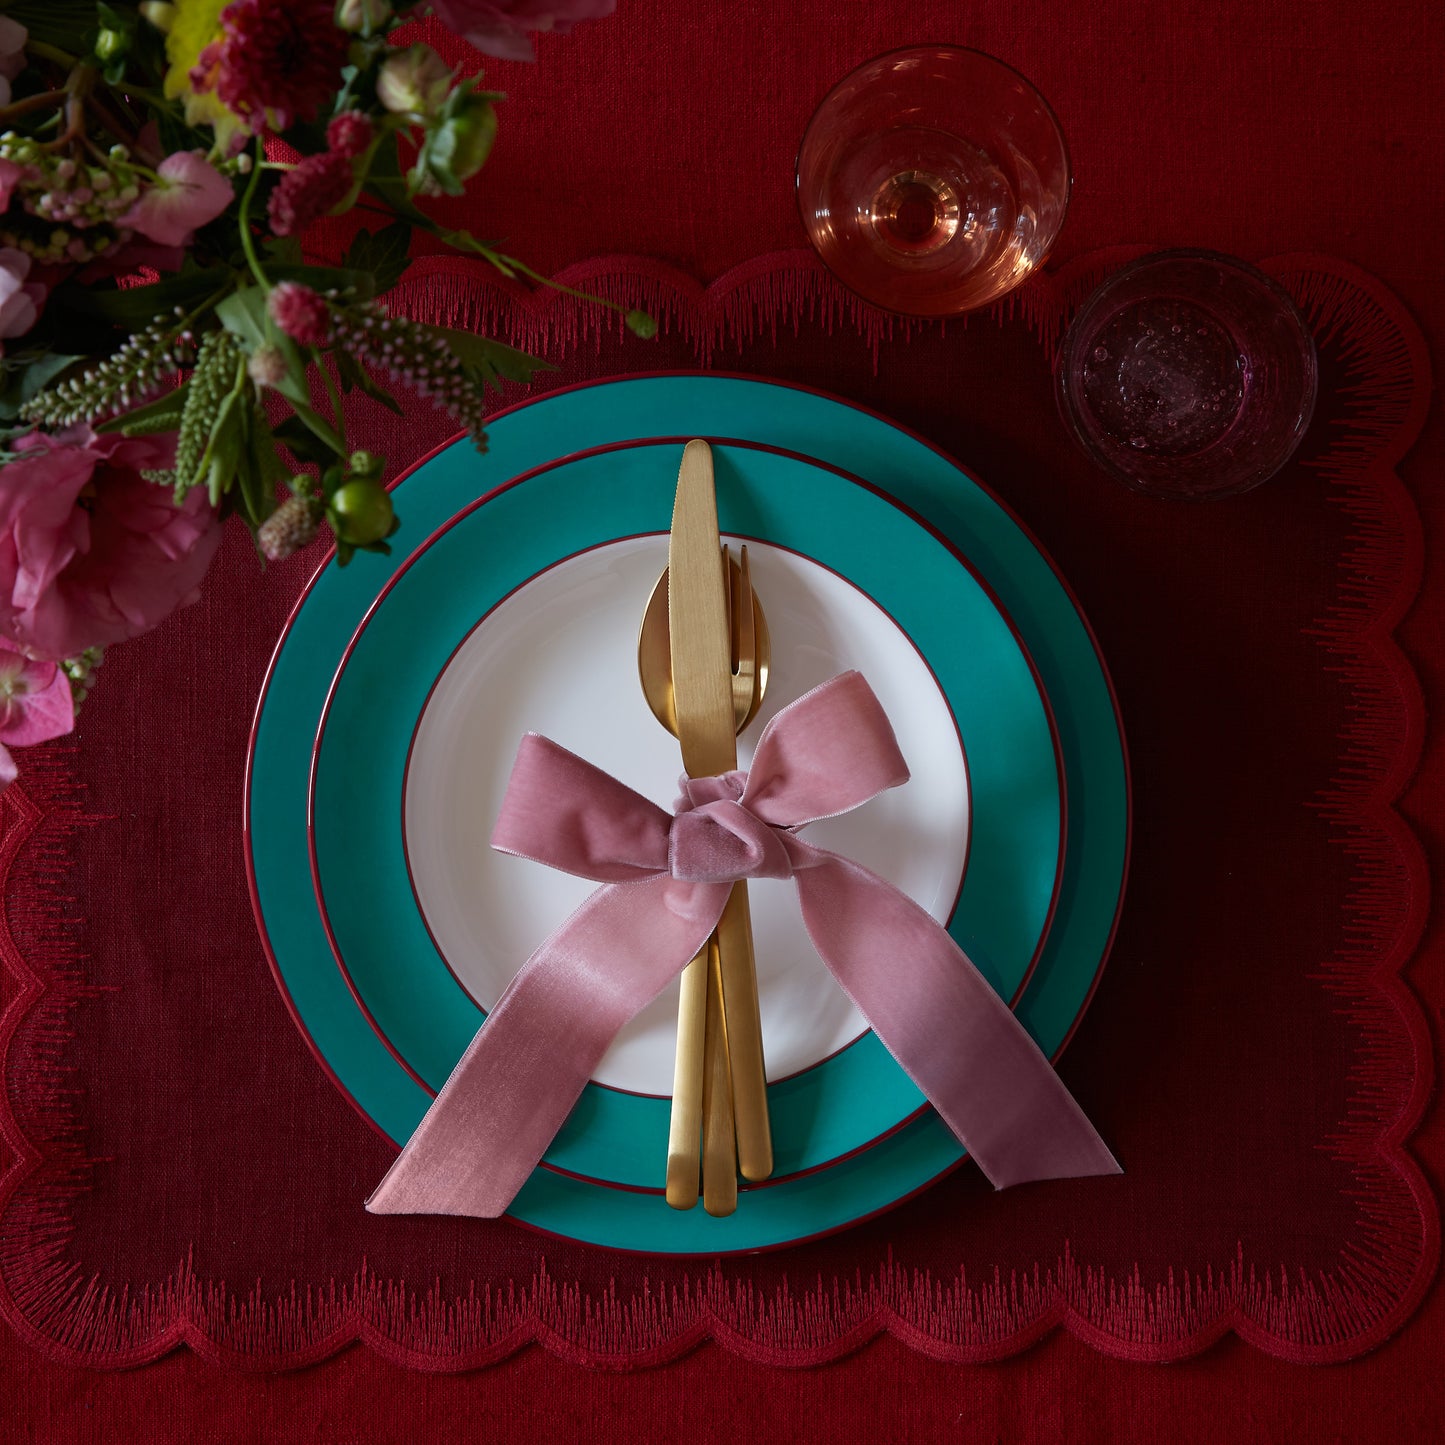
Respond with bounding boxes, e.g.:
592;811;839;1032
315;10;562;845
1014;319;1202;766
3;1;1444;1439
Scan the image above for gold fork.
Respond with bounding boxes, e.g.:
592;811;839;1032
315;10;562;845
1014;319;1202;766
717;544;772;1184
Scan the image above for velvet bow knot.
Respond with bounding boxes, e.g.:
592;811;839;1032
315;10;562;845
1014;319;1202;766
368;671;1119;1220
669;782;798;883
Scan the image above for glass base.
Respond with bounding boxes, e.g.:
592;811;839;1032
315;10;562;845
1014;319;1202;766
868;170;961;256
1079;299;1249;459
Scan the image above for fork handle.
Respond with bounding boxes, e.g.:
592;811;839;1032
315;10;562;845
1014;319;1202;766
700;938;738;1216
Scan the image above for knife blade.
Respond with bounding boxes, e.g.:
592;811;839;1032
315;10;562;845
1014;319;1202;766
666;440;738;1213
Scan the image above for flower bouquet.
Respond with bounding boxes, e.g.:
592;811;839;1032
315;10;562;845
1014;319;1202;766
0;0;638;784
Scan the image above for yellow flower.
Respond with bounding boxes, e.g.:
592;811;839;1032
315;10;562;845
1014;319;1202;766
163;0;247;151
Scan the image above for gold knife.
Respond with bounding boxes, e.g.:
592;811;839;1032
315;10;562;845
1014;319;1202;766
667;439;739;1214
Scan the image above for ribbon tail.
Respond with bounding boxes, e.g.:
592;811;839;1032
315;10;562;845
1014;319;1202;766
794;854;1121;1189
368;873;728;1219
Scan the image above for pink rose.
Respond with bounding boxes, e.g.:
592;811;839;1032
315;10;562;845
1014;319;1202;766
121;151;234;248
0;638;75;792
0;428;223;660
0;247;44;351
426;0;615;61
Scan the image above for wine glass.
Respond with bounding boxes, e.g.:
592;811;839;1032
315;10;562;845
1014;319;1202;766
1056;251;1318;499
796;46;1071;317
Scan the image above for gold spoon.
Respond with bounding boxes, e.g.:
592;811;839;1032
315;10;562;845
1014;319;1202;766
638;545;773;1208
639;549;769;735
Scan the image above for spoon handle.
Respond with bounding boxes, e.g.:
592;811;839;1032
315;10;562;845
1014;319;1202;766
665;945;709;1208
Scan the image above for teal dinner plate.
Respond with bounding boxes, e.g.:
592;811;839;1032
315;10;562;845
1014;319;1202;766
247;374;1128;1254
308;439;1063;1187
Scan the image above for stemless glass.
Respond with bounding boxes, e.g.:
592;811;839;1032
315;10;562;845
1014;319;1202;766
1056;250;1318;499
796;46;1071;317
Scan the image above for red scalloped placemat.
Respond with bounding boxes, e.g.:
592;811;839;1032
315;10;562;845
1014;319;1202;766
0;249;1432;1369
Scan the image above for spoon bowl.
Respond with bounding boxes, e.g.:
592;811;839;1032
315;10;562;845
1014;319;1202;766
638;547;771;737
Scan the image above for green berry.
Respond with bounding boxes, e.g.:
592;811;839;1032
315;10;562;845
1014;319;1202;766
329;480;394;546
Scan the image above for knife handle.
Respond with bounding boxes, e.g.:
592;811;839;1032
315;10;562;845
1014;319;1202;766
700;937;739;1217
665;946;709;1209
715;883;773;1181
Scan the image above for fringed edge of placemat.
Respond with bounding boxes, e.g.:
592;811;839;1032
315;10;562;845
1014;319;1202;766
0;251;1434;1370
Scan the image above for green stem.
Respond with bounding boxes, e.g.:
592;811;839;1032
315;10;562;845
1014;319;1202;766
115;85;173;111
181;284;236;334
316;356;348;453
237;140;269;293
0;88;68;122
24;40;80;68
286;397;345;456
444;230;634;318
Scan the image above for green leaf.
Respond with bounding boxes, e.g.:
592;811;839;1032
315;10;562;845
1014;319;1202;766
285;399;346;458
5;1;105;52
199;389;245;507
53;267;234;327
272;415;340;468
421;88;498;197
266;264;379;300
334;351;406;417
215;286;269;349
232;404;288;530
215;288;319;420
0;352;86;422
115;395;187;433
344;223;413;298
95;2;134;33
428;327;552;387
363;132;433;225
264;236;305;267
111;385;189;436
232;431;262;527
413;134;464;199
214;293;345;464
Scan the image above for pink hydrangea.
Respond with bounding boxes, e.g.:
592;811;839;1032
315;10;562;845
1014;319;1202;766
0;15;26;109
0;248;45;353
427;0;615;62
0;639;75;792
0;428;223;661
120;151;234;248
0;157;22;213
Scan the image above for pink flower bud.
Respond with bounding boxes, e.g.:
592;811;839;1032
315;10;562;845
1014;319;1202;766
326;111;375;161
247;343;289;388
376;45;453;117
335;0;390;32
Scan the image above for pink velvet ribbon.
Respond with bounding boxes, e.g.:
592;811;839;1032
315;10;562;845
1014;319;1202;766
368;671;1119;1218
